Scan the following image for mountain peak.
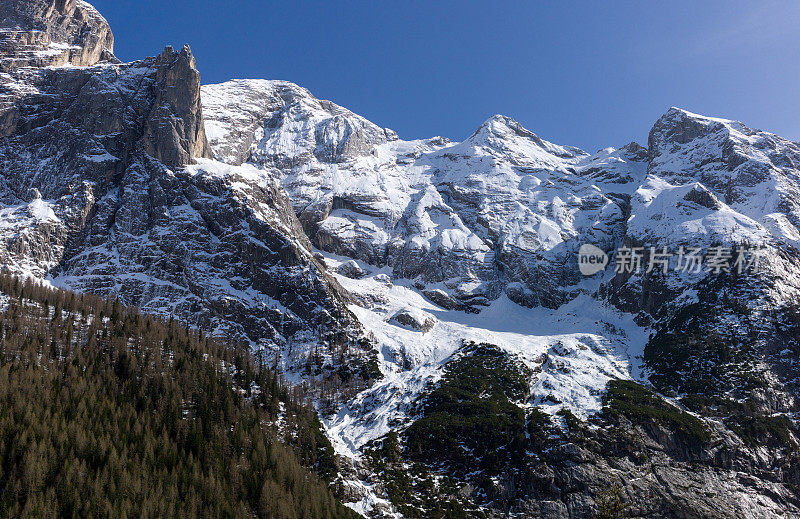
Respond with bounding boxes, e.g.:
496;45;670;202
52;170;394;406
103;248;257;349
143;44;211;169
648;107;743;157
0;0;115;69
481;113;519;126
619;141;649;161
661;106;738;125
473;114;535;138
466;114;587;161
202;79;393;166
654;107;761;137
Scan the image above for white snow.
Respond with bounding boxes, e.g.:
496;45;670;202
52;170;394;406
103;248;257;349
320;253;648;457
5;66;800;517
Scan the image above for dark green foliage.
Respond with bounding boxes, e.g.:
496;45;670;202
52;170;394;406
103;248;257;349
362;434;474;519
682;395;798;449
603;380;710;443
358;343;540;517
305;334;382;417
527;407;554;449
593;483;629;519
556;407;590;442
731;414;797;448
642;272;800;452
404;343;531;474
353;338;383;383
0;272;357;519
645;274;763;397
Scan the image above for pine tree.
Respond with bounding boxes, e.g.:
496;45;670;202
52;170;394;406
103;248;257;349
0;273;357;519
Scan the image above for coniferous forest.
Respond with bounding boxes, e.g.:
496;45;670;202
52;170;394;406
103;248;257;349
0;271;358;518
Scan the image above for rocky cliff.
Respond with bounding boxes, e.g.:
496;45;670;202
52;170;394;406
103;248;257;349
0;0;115;70
2;2;800;518
0;1;365;373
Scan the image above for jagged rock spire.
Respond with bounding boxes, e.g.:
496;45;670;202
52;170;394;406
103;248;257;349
143;45;212;169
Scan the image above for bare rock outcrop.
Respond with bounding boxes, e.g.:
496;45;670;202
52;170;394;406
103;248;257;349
0;1;355;351
0;0;115;70
143;45;211;170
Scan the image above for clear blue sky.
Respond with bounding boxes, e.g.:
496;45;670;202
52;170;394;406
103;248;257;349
91;0;800;151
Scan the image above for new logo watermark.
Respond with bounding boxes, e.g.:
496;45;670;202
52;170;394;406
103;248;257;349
577;245;767;276
578;244;609;275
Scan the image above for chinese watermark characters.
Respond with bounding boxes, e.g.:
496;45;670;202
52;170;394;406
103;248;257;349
578;245;768;276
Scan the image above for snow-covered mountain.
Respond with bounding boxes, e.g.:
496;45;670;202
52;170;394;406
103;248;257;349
202;79;800;516
0;0;373;381
203;80;649;311
3;2;800;517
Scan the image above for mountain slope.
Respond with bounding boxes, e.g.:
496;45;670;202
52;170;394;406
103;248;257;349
0;1;366;370
202;80;647;311
2;1;800;517
0;273;358;518
203;80;800;517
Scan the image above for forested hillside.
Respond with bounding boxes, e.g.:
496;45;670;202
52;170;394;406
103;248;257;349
0;271;358;519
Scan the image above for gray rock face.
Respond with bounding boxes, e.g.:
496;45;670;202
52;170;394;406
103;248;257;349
422;288;457;310
0;43;208;197
0;3;355;353
203;80;647;311
0;0;115;70
56;158;355;344
517;420;800;518
143;45;211;170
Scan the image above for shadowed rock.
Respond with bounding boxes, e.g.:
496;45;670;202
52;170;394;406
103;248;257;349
142;45;211;170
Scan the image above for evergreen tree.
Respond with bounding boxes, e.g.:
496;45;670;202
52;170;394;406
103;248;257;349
0;270;356;519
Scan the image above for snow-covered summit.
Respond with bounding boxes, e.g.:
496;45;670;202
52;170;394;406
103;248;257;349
461;113;588;166
203;79;397;167
203;80;652;310
631;106;800;249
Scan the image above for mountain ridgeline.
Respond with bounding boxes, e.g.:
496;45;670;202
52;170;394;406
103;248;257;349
3;1;800;517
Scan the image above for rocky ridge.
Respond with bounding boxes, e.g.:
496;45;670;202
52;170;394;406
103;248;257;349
0;0;115;71
0;1;367;376
2;1;800;517
203;80;800;516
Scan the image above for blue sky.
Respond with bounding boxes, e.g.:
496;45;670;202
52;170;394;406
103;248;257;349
91;0;800;151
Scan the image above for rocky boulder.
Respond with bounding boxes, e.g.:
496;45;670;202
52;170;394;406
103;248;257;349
389;309;437;333
336;259;368;279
